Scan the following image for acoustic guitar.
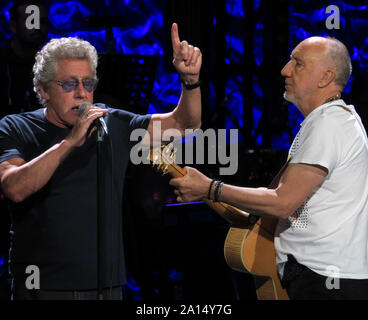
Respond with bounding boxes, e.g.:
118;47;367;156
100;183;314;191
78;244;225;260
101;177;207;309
149;144;289;300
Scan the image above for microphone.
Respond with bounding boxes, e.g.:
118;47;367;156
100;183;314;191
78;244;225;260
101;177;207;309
78;102;108;136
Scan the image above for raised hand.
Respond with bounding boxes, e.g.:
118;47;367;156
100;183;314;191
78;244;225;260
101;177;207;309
171;23;202;83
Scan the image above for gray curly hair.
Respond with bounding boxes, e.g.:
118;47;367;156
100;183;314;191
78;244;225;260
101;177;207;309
33;37;98;106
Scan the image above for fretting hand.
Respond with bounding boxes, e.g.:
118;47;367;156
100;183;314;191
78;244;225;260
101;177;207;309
169;166;211;202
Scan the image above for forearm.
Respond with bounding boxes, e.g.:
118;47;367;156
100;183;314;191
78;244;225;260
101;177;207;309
145;82;202;146
171;165;326;220
2;139;74;202
220;184;291;219
172;82;202;130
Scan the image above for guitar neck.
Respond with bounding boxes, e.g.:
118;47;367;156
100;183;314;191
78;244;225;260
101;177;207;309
166;162;251;226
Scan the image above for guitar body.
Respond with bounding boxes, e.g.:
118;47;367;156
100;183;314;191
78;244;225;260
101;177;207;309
224;217;289;300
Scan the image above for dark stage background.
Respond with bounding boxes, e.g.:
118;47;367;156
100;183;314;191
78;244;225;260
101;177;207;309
0;0;367;300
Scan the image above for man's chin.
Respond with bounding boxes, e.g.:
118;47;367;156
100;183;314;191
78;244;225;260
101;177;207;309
283;92;295;104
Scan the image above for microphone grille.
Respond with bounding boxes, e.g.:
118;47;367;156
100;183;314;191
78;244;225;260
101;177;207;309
78;102;92;116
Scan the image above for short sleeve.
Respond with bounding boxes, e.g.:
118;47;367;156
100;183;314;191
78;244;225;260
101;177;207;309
104;106;151;151
98;104;151;133
0;117;25;163
129;113;151;132
290;116;340;173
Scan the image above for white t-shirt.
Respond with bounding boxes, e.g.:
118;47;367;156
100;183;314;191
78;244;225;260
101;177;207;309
274;99;368;279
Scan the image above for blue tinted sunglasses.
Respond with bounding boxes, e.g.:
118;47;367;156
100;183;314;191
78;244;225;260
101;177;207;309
55;78;98;93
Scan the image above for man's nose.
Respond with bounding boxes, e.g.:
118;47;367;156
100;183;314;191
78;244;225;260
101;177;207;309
74;82;88;99
281;60;291;77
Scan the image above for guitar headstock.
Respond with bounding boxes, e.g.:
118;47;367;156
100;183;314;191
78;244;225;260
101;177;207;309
149;143;177;175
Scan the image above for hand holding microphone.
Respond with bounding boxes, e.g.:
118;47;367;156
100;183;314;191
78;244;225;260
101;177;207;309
78;102;109;137
66;102;109;148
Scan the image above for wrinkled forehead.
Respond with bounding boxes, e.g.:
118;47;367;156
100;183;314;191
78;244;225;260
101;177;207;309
54;58;94;80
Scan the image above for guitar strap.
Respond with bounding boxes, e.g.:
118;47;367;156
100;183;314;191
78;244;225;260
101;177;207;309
248;102;363;225
254;103;358;194
247;158;291;225
334;104;368;140
263;103;364;190
267;158;291;190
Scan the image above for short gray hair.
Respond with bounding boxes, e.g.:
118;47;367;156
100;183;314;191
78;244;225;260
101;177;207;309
326;37;352;89
33;37;98;106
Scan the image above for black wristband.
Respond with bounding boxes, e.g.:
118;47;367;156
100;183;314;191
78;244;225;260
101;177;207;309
181;78;201;90
208;179;216;200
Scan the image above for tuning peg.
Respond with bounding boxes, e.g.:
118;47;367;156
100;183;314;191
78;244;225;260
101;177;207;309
170;148;176;159
158;163;169;175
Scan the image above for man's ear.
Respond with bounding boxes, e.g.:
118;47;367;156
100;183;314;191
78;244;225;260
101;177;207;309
318;69;335;88
39;83;50;102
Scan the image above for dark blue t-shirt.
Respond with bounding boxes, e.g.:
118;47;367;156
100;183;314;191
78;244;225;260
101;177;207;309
0;105;151;290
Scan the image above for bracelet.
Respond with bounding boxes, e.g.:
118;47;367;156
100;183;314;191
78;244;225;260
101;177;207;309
208;179;216;200
214;180;223;202
214;181;220;202
217;182;224;202
180;78;201;90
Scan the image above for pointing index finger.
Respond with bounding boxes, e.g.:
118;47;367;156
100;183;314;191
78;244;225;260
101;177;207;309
171;22;181;53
